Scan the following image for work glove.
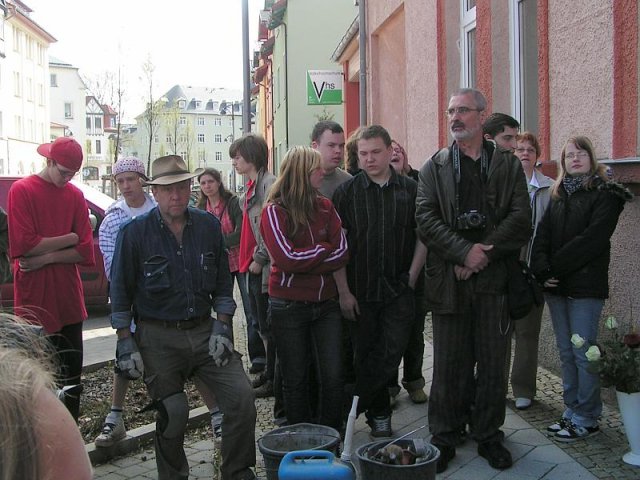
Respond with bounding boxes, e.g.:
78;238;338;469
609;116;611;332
116;336;144;380
208;318;234;367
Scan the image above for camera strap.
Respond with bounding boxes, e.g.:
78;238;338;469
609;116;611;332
452;143;488;221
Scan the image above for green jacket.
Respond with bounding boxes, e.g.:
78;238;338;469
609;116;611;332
416;143;532;314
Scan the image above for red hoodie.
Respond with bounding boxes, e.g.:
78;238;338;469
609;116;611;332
260;196;348;302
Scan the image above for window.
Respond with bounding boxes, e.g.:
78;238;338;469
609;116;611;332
179;116;187;125
38;83;44;105
198;134;205;143
96;140;102;154
13;72;21;97
37;44;45;65
198;117;205;126
195;101;202;108
50;73;58;87
180;151;187;159
64;103;73;119
178;100;186;108
198;150;206;163
153;119;159;127
166;134;173;143
13;29;21;53
179;134;187;143
154;135;159;143
26;37;34;60
95;117;102;129
215;152;223;162
26;77;33;101
214;134;222;143
27;119;34;140
510;0;539;131
86;117;91;130
461;0;477;88
214;117;222;126
14;115;22;139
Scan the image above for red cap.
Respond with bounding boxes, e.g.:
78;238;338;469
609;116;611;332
37;137;83;171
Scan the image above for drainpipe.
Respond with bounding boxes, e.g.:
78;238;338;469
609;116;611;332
282;21;289;150
242;0;251;133
358;0;367;125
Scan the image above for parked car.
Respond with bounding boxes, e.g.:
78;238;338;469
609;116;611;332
0;177;113;307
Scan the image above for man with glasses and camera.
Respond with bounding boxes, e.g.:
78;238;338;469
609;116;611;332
7;137;95;422
416;89;531;473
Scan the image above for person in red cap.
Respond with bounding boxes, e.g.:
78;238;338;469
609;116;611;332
7;136;95;421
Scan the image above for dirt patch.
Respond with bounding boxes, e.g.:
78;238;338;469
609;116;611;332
79;362;206;444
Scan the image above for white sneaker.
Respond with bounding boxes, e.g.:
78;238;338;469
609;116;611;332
515;397;532;410
95;418;126;447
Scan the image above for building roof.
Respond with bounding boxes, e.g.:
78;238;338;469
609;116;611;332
332;15;359;62
161;85;243;113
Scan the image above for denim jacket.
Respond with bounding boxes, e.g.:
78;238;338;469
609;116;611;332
110;207;236;329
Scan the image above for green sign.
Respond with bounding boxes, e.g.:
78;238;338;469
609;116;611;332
307;70;343;105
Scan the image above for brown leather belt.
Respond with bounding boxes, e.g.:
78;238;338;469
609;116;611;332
139;314;210;330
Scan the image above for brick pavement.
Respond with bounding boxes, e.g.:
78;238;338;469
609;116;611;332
90;294;639;479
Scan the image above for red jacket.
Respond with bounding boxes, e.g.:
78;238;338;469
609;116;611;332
260;197;348;302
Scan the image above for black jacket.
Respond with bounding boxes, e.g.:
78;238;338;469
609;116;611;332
531;179;632;299
416;143;532;314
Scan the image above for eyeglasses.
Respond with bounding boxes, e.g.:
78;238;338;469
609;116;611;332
515;147;536;154
445;107;482;117
54;163;78;179
565;152;589;160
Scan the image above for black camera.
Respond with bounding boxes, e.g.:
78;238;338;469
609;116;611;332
456;210;487;230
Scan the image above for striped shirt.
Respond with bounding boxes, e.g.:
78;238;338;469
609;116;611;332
333;168;418;302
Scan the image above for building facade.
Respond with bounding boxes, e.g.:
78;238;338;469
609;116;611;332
252;0;357;172
0;0;54;175
126;85;244;192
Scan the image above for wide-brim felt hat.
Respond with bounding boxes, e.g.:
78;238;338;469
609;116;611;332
144;155;203;185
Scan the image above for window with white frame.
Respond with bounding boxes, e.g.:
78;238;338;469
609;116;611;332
37;44;45;65
214;134;222;143
38;83;44;105
154;135;159;143
179;134;187;143
198;150;206;163
13;29;21;53
26;78;33;101
197;117;205;126
50;73;57;87
179;100;186;108
13;72;21;97
460;0;477;89
180;116;187;125
166;134;173;143
510;0;539;131
198;134;205;143
195;101;202;108
64;103;73;119
215;152;223;162
214;117;222;126
96;139;102;154
180;151;187;159
95;117;102;129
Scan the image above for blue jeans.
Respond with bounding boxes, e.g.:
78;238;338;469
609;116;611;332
236;272;266;367
270;297;343;430
545;294;604;428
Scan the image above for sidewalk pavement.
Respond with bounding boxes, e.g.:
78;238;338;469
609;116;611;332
86;295;638;479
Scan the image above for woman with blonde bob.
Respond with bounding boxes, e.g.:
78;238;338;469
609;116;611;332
532;135;631;442
260;146;349;430
0;315;92;480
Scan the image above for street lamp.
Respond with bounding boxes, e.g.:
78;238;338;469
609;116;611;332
221;101;241;192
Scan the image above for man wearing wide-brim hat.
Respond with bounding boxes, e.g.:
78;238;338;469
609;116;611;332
109;155;257;480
